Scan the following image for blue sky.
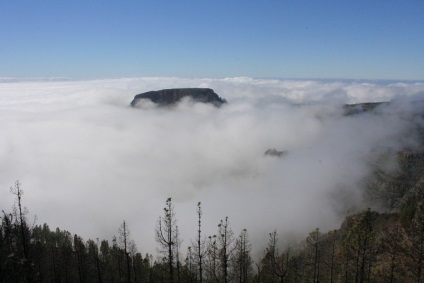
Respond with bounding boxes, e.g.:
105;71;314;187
1;0;423;80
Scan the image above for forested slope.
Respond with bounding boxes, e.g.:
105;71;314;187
1;142;424;282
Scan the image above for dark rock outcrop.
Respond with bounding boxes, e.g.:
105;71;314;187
264;148;288;157
130;88;226;107
343;102;388;115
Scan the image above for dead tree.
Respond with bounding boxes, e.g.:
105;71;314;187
217;217;235;283
119;220;132;283
155;198;177;282
10;181;29;260
193;202;206;283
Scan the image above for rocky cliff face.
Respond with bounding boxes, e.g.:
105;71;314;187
130;88;227;107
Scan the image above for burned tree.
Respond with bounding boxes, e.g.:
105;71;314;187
205;234;219;282
119;220;132;283
260;230;291;282
10;180;29;260
306;228;322;283
234;229;253;282
192;202;206;283
155;198;178;282
217;217;235;283
342;209;376;283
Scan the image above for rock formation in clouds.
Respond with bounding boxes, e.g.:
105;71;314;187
130;88;227;107
264;148;288;157
343;102;388;115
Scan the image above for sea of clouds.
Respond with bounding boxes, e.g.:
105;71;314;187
1;77;424;258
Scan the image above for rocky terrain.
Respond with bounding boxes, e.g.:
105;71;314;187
130;88;227;107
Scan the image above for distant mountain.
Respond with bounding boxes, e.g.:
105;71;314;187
130;88;227;107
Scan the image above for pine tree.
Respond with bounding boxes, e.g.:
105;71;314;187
306;228;322;283
234;229;253;282
155;198;178;282
192;202;206;283
217;217;235;283
260;230;291;282
342;208;375;283
205;234;219;282
119;220;132;283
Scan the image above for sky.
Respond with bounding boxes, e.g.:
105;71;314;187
1;0;423;80
1;77;424;257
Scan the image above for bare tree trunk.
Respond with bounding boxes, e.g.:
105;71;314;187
197;203;203;283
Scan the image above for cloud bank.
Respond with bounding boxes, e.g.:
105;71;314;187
1;77;423;257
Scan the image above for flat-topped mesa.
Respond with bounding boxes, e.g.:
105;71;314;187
130;88;227;107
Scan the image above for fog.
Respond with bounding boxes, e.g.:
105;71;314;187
1;77;424;257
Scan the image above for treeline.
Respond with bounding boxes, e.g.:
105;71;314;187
1;180;424;282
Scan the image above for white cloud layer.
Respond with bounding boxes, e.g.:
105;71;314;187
1;77;424;257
